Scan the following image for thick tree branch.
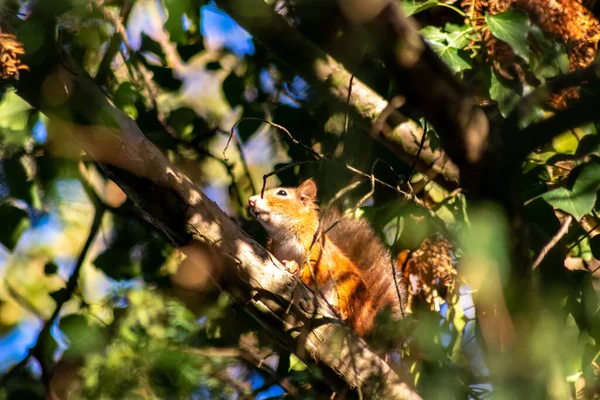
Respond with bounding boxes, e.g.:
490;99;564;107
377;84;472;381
3;7;421;400
214;0;459;188
334;0;489;174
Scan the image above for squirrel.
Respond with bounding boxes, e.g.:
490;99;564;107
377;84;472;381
248;178;408;337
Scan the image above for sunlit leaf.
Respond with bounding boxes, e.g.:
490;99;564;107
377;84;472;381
445;24;475;49
0;90;33;147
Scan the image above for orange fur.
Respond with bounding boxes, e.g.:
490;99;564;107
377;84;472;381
248;179;375;336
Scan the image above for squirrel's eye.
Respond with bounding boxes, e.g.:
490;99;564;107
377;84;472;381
276;190;288;196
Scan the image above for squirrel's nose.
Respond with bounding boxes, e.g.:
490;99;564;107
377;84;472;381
248;196;256;208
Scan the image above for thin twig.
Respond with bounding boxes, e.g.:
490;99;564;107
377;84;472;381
225;117;323;161
344;74;355;138
406;120;428;185
532;215;573;269
337;73;355;157
94;0;134;84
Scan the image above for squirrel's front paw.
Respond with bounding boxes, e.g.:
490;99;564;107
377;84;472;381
281;260;300;275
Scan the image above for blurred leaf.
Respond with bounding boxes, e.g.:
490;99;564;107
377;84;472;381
0;203;30;251
144;64;182;91
141;236;173;283
2;375;45;400
289;353;307;371
2;157;33;204
177;42;205;62
542;162;600;220
149;349;199;396
139;33;166;62
238;105;264;142
489;70;520;117
93;247;140;280
223;72;245;108
552;131;579;154
35;153;79;200
59;314;106;357
486;10;531;62
163;0;194;44
0;91;34;147
113;82;141;121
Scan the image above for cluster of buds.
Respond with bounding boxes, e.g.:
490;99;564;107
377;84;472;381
0;32;28;80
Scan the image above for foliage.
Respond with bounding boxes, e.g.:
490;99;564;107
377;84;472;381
0;0;599;399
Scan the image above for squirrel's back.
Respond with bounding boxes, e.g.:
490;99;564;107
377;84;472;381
321;208;408;320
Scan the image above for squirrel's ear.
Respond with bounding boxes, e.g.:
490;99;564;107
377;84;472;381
296;179;317;203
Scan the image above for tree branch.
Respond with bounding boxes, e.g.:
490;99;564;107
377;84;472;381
3;6;422;400
214;0;460;188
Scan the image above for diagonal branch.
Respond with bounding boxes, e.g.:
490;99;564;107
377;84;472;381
214;0;460;188
2;4;422;400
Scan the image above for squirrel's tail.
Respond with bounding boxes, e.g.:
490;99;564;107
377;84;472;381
321;208;408;319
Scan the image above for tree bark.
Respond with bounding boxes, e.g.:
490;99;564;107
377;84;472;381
215;0;460;188
2;5;422;400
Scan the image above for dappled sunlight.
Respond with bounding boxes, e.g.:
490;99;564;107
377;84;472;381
1;0;599;399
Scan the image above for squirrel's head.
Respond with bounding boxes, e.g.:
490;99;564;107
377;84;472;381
248;179;319;236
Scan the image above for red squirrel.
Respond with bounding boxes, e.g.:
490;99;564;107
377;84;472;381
248;178;407;337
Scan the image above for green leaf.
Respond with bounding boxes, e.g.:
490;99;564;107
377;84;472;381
402;0;439;16
0;90;34;147
289;353;308;371
222;72;245;108
542;162;600;220
436;46;472;73
93;247;141;280
552;131;579;154
59;314;106;357
0;203;30;251
114;82;140;121
420;26;447;43
489;70;520;117
162;0;194;44
485;10;531;62
3;157;33;204
445;24;475;49
421;27;472;73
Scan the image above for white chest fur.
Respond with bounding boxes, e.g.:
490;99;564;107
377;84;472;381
271;237;306;265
